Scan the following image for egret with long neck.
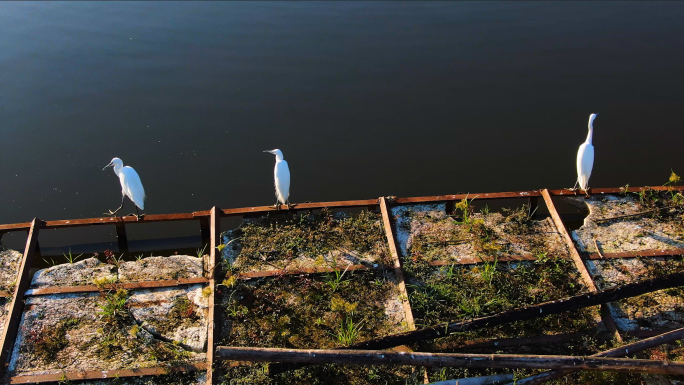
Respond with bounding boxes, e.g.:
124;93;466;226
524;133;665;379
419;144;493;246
102;157;146;219
575;113;598;192
264;149;291;210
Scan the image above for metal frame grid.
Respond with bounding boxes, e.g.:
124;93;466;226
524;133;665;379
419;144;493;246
0;185;682;384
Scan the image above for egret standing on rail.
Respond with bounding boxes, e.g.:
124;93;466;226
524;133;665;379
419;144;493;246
574;113;598;192
103;157;146;219
264;149;291;210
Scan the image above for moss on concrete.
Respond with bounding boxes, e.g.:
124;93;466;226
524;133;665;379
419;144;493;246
220;209;391;273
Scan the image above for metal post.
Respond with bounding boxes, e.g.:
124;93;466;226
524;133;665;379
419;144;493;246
0;218;40;377
205;207;220;385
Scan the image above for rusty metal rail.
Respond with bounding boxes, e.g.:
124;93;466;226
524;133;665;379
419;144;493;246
541;189;623;342
586;248;684;260
235;264;392;279
24;277;210;297
8;362;207;384
217;347;684;375
0;219;40;380
205;207;221;385
2;186;680;233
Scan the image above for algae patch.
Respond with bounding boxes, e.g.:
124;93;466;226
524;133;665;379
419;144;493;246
220;270;404;349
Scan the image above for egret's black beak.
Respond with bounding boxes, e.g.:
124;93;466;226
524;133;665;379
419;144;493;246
102;162;113;171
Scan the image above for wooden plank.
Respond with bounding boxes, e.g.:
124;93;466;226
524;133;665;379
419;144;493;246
0;218;40;379
379;197;416;330
216;347;684;375
513;326;684;385
8;362;207;384
25;277;210;296
540;189;623;342
205;207;220;385
236;264;391;279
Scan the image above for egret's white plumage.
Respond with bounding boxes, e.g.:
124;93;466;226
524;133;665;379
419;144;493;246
103;157;146;216
264;149;290;208
576;114;598;191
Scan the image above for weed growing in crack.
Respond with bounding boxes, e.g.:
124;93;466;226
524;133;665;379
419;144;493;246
97;289;129;324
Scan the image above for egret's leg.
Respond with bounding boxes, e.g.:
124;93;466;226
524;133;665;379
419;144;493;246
274;201;282;211
286;199;294;210
106;195;126;216
126;206;144;221
572;180;579;191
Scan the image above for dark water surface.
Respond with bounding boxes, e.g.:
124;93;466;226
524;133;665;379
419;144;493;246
2;2;684;252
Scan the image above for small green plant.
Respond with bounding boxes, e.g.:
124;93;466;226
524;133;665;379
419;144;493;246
63;248;85;264
57;373;73;385
221;275;237;288
664;169;681;186
43;257;57;266
454;195;478;224
479;257;498;286
196;244;208;258
332;315;363;346
135;254;144;261
535;251;550;264
226;291;248;318
637;187;659;207
620;183;630;194
104;249;125;268
324;263;352;292
97;289;129;324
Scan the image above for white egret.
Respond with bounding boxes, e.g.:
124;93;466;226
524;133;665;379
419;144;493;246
575;113;598;192
102;157;146;219
264;149;291;209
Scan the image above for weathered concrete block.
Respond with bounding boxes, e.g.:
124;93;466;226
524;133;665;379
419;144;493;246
119;255;204;282
31;257;116;287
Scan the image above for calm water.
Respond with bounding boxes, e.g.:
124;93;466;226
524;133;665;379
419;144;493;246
2;2;684;252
